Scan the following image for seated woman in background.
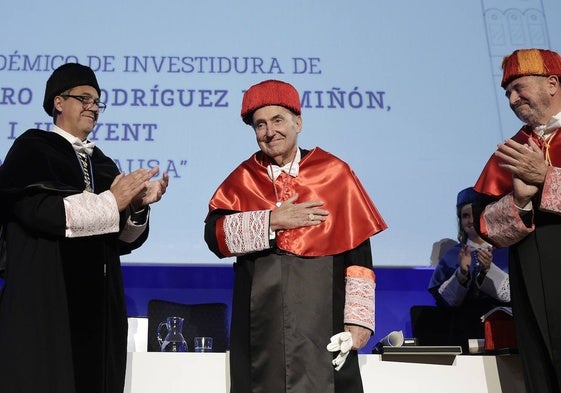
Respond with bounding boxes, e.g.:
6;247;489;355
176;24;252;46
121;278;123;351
430;187;510;306
426;187;510;350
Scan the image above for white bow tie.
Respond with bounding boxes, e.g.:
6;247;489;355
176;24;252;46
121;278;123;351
267;161;299;181
72;139;95;156
547;117;561;133
534;115;561;137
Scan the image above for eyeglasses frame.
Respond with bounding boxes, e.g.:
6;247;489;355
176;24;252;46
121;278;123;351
60;94;107;113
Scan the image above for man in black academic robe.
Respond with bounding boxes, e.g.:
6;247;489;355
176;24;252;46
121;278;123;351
0;63;168;393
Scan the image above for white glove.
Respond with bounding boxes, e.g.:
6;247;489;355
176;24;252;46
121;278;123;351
326;331;353;371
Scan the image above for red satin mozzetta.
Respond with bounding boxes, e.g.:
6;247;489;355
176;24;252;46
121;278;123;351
474;126;561;197
208;147;387;257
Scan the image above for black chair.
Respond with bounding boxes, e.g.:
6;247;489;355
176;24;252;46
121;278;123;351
410;305;454;346
147;299;229;352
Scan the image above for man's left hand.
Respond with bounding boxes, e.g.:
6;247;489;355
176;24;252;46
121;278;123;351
344;324;371;350
132;170;169;209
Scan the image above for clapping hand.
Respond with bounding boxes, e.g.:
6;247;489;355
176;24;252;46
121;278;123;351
476;247;492;273
496;138;545;207
111;167;169;212
459;244;472;275
131;169;169;209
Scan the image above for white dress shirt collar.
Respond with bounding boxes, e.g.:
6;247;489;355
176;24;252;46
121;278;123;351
51;126;95;156
267;148;301;181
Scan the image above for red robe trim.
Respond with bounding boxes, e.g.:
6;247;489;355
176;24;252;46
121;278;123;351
474;126;561;197
208;147;387;257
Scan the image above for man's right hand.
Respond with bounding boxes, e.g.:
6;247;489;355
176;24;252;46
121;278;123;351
270;193;329;232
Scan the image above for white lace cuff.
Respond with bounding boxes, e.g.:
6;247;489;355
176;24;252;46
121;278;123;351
478;263;510;303
223;210;270;255
437;268;469;307
64;190;120;238
344;267;375;331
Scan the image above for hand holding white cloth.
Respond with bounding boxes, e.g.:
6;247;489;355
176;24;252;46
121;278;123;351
326;332;353;371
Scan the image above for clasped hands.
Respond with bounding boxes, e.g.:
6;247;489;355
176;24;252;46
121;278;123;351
495;138;548;207
269;193;329;232
110;167;169;212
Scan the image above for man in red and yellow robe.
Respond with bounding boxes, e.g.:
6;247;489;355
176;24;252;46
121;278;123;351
473;48;561;393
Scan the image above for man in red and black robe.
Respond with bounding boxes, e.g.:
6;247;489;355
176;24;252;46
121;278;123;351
205;80;386;393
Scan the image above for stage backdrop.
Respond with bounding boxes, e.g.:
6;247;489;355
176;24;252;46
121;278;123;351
1;0;560;266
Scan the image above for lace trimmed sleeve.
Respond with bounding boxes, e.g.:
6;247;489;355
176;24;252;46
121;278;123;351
344;265;375;332
63;190;119;238
222;210;271;256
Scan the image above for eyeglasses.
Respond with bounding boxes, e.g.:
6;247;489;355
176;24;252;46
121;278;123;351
60;94;107;113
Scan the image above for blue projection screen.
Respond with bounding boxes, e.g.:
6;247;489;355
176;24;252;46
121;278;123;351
1;0;560;266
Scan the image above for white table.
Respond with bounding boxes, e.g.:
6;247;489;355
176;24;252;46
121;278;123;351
124;352;524;393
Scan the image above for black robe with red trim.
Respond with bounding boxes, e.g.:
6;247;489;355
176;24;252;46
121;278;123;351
205;147;386;393
0;129;147;393
473;125;561;393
